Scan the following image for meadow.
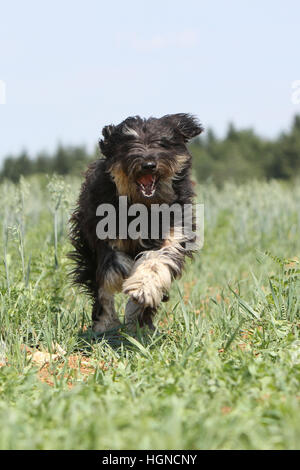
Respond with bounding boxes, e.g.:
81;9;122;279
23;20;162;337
0;174;299;450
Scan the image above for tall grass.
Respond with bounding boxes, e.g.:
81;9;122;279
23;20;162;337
0;176;299;449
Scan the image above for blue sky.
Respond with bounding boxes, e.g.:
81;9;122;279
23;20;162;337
0;0;299;160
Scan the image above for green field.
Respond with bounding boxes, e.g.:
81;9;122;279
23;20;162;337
0;175;299;450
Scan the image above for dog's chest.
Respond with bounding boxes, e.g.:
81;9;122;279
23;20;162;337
109;237;163;259
109;238;143;258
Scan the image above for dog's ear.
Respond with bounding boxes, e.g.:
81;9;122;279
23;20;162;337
99;124;116;156
166;113;204;142
102;125;115;140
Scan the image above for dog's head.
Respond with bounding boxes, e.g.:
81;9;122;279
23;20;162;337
99;114;203;203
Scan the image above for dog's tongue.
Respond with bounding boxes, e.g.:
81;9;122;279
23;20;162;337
137;174;154;186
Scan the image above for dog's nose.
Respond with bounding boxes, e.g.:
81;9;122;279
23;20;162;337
142;161;156;171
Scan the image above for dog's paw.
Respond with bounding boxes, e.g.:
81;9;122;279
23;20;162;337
123;273;163;308
123;257;172;308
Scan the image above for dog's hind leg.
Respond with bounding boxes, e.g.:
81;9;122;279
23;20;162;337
125;300;156;331
139;306;156;330
124;299;143;331
92;289;121;333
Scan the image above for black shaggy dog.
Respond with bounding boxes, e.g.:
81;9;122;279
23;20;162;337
69;113;203;333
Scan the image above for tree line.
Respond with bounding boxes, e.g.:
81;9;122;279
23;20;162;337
1;115;300;185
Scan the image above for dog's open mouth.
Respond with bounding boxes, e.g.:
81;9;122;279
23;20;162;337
136;174;157;198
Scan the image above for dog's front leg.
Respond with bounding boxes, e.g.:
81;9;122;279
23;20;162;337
123;237;186;324
92;245;133;333
92;289;121;333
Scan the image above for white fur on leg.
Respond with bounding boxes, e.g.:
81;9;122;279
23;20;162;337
92;289;121;333
123;227;187;309
123;254;172;308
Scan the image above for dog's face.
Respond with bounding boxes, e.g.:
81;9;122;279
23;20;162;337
100;114;203;203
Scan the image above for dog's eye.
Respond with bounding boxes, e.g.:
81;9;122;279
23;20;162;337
160;142;169;149
159;138;172;149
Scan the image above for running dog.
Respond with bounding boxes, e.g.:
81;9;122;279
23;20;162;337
69;113;203;332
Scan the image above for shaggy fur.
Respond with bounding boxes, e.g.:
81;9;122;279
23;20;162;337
69;113;203;332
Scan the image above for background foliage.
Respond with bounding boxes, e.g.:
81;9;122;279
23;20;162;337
2;115;300;185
